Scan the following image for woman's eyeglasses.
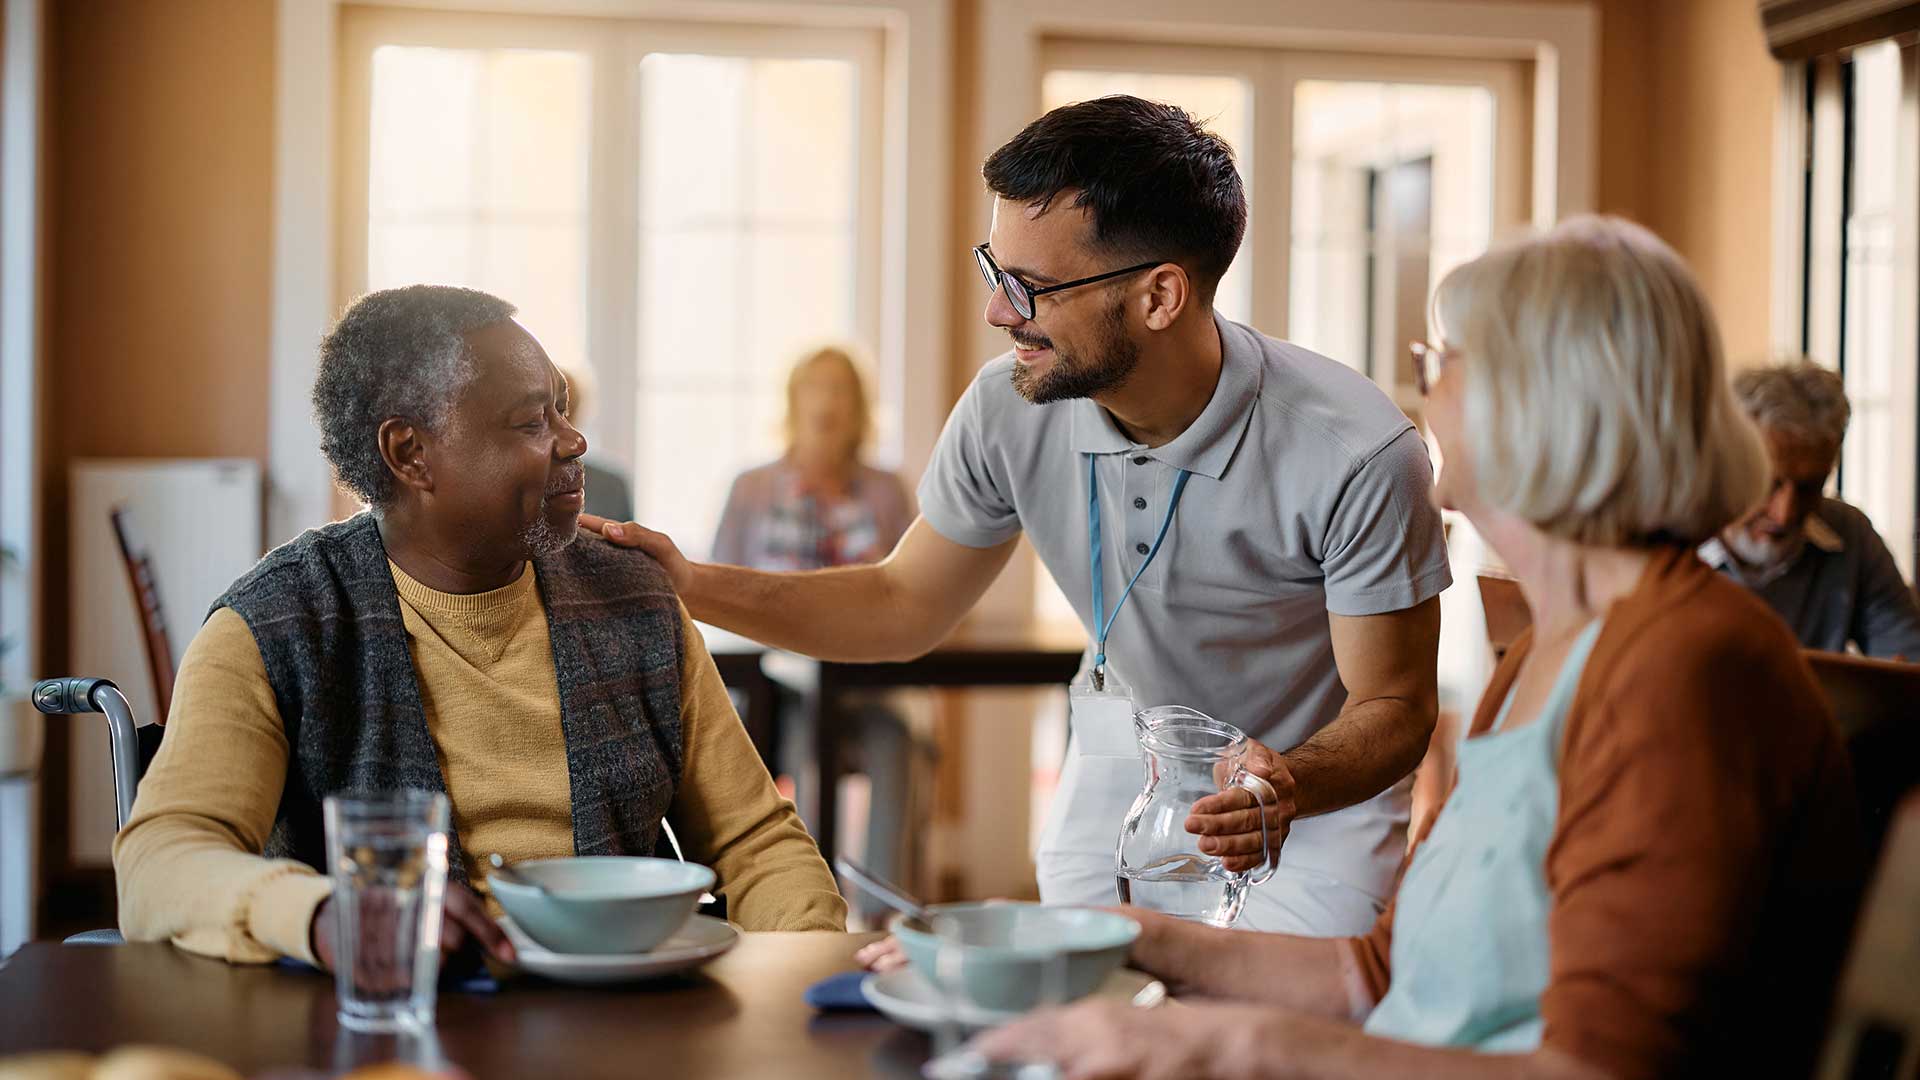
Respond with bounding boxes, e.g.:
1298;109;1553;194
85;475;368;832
1409;341;1452;397
972;243;1161;321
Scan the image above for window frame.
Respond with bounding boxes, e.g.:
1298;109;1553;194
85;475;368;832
1773;37;1920;581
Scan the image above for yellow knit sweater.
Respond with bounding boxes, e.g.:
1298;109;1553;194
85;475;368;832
112;560;845;965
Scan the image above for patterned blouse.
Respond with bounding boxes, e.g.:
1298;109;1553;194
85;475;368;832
710;459;914;571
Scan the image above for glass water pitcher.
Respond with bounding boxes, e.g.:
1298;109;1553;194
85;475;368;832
1116;705;1280;927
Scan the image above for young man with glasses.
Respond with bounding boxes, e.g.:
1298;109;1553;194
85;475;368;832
588;95;1450;936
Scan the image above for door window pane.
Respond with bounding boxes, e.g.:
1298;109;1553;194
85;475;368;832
637;54;859;555
366;46;591;373
1290;80;1494;405
1041;70;1254;323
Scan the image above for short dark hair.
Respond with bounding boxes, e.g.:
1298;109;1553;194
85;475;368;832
982;95;1246;296
313;284;517;508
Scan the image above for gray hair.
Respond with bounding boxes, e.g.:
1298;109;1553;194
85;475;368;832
1433;215;1768;547
313;285;517;507
1731;360;1851;450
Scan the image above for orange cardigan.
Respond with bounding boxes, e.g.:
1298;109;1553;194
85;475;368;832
1346;546;1863;1079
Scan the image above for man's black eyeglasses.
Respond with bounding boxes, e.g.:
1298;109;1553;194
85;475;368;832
972;243;1161;321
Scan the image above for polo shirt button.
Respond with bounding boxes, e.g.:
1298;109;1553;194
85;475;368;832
1132;455;1149;465
1133;497;1148;510
1135;542;1150;555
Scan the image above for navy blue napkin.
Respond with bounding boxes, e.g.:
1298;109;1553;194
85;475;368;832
804;969;875;1011
275;956;500;995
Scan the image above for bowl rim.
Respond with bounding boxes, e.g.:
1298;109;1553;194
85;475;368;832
489;855;717;901
888;901;1142;958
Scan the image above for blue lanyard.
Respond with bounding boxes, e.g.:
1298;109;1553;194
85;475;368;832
1087;453;1190;688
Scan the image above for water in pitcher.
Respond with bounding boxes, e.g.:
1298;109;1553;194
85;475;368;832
1115;852;1246;927
1115;707;1278;929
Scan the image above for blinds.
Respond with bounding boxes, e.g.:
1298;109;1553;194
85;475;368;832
1759;0;1920;59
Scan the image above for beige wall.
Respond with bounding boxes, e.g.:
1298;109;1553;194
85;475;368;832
1488;0;1777;362
37;0;276;895
40;0;276;663
1635;0;1780;364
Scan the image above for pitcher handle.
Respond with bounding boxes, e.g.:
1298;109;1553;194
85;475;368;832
1229;767;1281;886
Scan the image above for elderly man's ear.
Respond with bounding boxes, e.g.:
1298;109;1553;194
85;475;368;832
378;417;435;496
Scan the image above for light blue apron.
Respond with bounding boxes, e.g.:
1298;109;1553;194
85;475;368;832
1362;619;1604;1051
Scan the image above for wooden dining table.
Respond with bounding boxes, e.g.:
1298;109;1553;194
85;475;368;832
0;934;942;1079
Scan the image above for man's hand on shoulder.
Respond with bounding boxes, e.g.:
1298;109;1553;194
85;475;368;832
578;515;693;593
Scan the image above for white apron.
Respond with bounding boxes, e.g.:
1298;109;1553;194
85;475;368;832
1034;679;1395;937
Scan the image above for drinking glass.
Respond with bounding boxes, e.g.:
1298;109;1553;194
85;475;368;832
322;791;451;1032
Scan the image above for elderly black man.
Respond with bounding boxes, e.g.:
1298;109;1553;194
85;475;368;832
114;285;845;970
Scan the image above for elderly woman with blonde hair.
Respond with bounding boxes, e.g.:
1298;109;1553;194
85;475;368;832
965;217;1864;1080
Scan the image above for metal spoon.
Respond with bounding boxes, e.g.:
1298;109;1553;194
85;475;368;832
833;856;932;928
488;853;548;896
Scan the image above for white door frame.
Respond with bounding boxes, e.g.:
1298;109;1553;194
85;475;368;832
1;0;45;692
270;0;954;545
0;0;48;956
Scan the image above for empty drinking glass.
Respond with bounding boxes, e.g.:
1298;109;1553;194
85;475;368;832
322;791;451;1032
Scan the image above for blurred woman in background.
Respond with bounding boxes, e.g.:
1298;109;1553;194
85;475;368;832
712;345;912;570
713;346;919;911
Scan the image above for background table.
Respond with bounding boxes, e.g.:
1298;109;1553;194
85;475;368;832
0;935;938;1079
706;625;1088;864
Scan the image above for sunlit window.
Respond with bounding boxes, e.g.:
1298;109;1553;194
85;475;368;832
351;18;879;555
367;46;591;375
637;54;861;552
1290;80;1493;400
1839;40;1912;575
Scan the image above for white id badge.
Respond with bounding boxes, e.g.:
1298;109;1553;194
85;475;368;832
1068;675;1141;759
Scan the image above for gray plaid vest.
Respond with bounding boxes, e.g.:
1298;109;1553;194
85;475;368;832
213;512;684;882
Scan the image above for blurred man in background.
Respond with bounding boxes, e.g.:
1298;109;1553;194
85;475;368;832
1700;360;1920;658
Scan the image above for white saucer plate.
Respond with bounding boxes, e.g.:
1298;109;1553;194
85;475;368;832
860;966;1166;1032
498;913;739;985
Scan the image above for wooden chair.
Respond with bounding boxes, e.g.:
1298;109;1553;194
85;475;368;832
1804;649;1920;863
109;505;175;724
1477;573;1531;663
1817;792;1920;1080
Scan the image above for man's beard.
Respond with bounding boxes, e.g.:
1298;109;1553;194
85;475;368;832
1721;522;1806;582
518;512;576;557
1008;297;1139;405
518;463;585;557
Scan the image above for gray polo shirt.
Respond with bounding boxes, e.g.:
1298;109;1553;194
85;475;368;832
1699;497;1920;660
920;314;1452;892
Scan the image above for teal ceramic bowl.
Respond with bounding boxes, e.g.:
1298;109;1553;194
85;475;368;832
488;856;716;955
889;902;1141;1013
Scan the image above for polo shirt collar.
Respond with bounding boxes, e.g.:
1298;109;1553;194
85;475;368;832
1696;536;1733;570
1068;311;1262;481
1805;511;1845;553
